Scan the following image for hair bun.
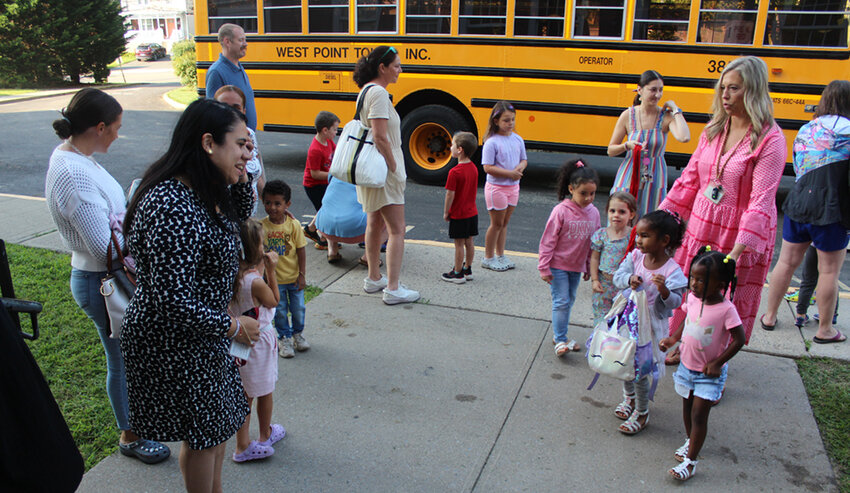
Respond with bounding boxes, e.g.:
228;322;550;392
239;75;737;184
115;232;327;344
52;118;72;139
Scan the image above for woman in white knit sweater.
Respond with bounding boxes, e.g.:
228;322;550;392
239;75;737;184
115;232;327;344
45;88;169;464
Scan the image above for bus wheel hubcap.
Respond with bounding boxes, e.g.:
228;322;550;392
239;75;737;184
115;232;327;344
410;122;451;171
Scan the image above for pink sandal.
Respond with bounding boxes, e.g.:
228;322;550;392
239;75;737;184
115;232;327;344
232;440;274;463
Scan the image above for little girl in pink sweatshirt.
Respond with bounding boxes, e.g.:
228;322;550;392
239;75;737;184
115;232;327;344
538;158;601;357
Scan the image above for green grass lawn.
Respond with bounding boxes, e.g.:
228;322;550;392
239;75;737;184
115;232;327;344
166;86;199;106
7;243;320;471
0;88;37;96
797;357;850;492
107;52;136;69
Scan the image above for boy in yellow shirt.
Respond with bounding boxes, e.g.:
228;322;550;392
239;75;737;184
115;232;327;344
261;180;308;358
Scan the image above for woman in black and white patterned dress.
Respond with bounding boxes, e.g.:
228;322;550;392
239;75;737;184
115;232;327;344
122;99;261;492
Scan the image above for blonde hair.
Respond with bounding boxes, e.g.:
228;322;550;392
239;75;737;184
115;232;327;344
705;56;774;151
234;218;265;296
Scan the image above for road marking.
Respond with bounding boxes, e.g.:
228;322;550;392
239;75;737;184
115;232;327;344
0;193;44;201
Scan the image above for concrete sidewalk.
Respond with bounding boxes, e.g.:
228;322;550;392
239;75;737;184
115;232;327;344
1;193;844;492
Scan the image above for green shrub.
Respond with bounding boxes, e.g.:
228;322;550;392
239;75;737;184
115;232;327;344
171;40;197;88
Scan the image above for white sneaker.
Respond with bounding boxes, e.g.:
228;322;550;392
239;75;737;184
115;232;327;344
382;285;420;305
499;255;516;270
364;275;388;293
279;337;295;358
293;333;310;352
481;257;508;272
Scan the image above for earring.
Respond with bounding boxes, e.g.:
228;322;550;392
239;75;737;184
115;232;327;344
206;148;213;155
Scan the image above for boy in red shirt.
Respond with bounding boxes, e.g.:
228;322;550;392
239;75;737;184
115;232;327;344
442;131;479;283
302;111;340;249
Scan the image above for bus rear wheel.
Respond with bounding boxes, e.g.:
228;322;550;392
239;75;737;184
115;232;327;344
401;105;470;184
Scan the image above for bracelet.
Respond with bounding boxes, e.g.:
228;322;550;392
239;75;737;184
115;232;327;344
673;108;683;115
230;318;241;340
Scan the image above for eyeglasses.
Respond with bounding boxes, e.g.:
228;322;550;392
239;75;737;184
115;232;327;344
379;46;397;62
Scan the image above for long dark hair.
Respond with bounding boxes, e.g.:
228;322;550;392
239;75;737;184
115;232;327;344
633;70;663;106
124;99;247;234
556;157;599;201
352;45;397;88
484;100;516;141
52;88;122;139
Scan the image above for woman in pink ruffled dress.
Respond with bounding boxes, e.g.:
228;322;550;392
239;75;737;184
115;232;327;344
660;56;787;363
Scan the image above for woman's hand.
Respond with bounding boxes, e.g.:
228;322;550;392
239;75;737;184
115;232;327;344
235;316;260;346
624;140;642;151
264;251;279;266
662;100;680;113
592;280;604;293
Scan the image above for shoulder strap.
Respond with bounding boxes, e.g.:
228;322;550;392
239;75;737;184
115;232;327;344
655;107;665;129
628;106;636;132
354;84;377;121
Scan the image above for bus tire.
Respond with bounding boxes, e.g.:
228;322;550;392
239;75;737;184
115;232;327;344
401;105;470;184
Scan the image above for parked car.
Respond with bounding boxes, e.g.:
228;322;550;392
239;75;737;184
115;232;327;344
135;43;167;61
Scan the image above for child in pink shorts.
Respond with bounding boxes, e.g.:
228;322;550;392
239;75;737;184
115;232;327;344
481;100;527;272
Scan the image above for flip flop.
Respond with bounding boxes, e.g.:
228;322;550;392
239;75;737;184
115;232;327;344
327;253;342;264
358;257;383;267
760;315;776;331
813;330;846;344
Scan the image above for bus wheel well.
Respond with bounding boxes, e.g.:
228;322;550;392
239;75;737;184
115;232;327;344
396;90;476;138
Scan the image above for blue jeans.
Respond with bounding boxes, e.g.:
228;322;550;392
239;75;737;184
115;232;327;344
70;269;130;430
550;268;581;343
273;283;305;339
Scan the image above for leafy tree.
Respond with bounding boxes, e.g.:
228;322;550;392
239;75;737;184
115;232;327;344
171;40;197;87
0;0;125;86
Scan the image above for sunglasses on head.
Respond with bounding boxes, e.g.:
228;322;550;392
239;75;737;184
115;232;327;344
379;46;397;62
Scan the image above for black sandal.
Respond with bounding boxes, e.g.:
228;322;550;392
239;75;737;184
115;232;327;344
760;315;776;331
119;439;170;464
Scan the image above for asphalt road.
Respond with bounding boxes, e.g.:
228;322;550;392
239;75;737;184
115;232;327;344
2;61;847;291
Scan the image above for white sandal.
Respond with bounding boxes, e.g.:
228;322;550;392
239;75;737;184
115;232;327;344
614;392;635;420
674;438;690;462
669;457;697;481
618;409;649;435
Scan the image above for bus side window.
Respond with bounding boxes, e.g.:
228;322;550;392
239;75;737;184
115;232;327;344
696;0;756;45
572;0;625;39
763;4;849;47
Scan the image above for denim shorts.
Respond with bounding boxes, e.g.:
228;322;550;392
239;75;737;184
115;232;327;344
673;363;727;401
783;216;849;252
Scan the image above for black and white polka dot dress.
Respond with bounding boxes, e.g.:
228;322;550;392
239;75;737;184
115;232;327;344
122;179;253;450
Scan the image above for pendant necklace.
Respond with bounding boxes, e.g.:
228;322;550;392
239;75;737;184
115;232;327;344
704;124;750;205
638;106;655;188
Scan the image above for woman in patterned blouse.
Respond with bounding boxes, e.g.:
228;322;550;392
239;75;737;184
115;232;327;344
122;99;261;492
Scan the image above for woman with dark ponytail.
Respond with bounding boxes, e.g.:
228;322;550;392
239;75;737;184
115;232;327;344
352;45;420;304
607;70;691;217
45;88;170;464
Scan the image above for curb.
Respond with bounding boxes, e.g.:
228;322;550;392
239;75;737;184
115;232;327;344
162;90;188;110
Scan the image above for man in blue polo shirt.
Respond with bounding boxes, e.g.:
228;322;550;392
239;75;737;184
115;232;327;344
205;23;257;130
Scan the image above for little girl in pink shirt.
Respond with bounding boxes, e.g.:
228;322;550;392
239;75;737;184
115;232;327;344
538;158;601;357
660;246;746;481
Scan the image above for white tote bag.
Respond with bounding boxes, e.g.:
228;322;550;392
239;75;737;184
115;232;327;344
329;84;388;188
586;289;651;382
100;232;135;339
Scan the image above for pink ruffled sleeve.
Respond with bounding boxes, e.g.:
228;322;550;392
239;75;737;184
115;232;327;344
736;125;787;253
660;132;710;222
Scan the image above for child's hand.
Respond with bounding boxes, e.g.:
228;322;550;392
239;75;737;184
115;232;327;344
592;280;604;293
541;274;553;284
443;212;450;222
650;274;670;298
510;169;523;181
582;272;590;281
659;337;675;352
629;275;643;289
703;361;723;378
264;251;279;265
295;273;306;290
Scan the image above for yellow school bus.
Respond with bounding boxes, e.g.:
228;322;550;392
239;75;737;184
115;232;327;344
195;0;850;183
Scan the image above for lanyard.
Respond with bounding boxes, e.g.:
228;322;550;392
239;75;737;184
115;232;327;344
713;124;750;185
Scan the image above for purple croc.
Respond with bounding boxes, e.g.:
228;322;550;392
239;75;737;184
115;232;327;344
232;440;274;463
259;423;286;448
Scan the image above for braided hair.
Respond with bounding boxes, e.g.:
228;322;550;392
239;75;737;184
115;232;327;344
689;246;738;315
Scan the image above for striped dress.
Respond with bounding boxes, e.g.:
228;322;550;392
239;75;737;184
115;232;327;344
659;122;787;343
611;106;668;217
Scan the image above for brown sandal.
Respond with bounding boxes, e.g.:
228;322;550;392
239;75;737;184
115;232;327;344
327;253;342;264
358;256;383;267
